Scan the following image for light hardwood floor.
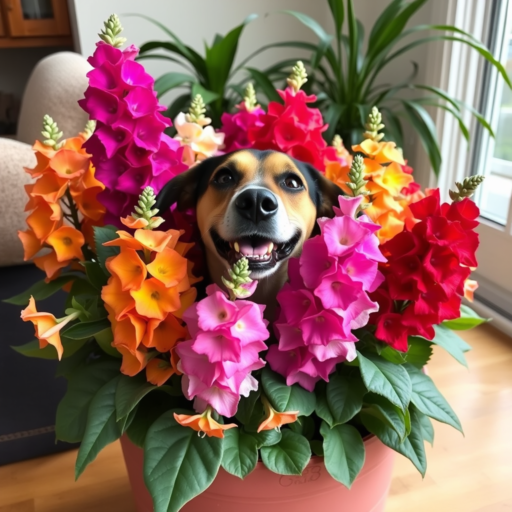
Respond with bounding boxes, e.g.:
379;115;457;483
0;324;510;512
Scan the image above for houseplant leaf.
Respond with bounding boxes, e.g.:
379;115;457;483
144;410;223;512
63;318;111;340
154;72;195;97
406;364;463;432
260;429;311;475
4;275;75;305
56;359;120;443
442;305;488;330
12;337;87;360
320;421;365;488
221;428;259;479
431;325;472;367
93;225;119;272
75;375;122;479
115;374;157;421
262;367;316;416
357;351;411;412
322;373;366;426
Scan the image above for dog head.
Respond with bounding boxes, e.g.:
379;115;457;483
156;149;342;285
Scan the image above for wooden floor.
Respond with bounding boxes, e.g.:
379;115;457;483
0;324;511;512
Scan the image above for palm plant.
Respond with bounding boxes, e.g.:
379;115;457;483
246;0;512;176
132;14;258;127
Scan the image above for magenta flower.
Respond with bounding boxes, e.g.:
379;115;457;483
269;195;385;391
177;284;269;417
79;41;187;227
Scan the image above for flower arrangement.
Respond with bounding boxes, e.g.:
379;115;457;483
9;15;488;512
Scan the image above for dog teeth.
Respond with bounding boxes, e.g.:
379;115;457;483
234;241;240;253
267;242;274;254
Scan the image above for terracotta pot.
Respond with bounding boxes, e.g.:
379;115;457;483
120;433;395;512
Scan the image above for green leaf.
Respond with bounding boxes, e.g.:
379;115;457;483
55;342;95;378
116;375;156;421
165;93;192;123
56;359;120;443
94;328;121;358
245;68;281;103
363;393;408;441
249;428;282;449
328;0;345;37
282;10;332;47
320;422;365;488
260;429;311;476
154;72;194;97
406;364;462;432
325;373;366;426
431;325;471;367
190;83;220;105
406;337;433;368
261;367;316;416
205;14;257;94
400;101;442;176
416;406;435;445
82;261;108;291
144;410;223;512
221;428;258;479
379;344;407;364
4;275;75;305
357;352;411;412
289;415;315;440
11;337;87;360
235;389;261;425
67;277;98;300
93;225;119;273
75;376;122;479
63;318;110;340
361;403;427;476
323;103;345;143
442;305;488;330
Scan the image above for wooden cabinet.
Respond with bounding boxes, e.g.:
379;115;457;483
0;0;72;47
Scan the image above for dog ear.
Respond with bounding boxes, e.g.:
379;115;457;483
155;154;229;213
293;160;344;218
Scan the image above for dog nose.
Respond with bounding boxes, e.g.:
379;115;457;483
235;188;278;223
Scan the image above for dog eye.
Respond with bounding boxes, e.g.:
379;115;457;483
283;175;304;190
213;169;234;186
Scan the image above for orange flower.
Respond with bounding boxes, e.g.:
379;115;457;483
111;312;146;352
26;200;61;241
146;357;177;386
174;409;237;438
352;139;405;164
172;287;198;319
130;278;181;320
101;275;135;320
21;297;79;360
371;162;413;197
103;229;182;253
117;345;149;376
464;279;478;302
33;249;71;281
18;229;42;260
120;215;165;230
25;150;52;178
257;397;299;432
71;186;105;221
143;315;188;352
106;248;147;291
29;172;68;204
49;149;90;179
146;248;188;288
46;226;84;262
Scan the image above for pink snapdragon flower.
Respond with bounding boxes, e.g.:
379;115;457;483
177;284;269;417
79;41;187;226
267;195;385;391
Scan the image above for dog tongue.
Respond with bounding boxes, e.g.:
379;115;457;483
239;241;269;256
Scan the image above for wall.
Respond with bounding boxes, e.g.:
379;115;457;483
70;0;457;186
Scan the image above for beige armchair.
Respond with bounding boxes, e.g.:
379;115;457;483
0;51;91;267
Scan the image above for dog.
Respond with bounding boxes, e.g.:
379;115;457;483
156;149;342;320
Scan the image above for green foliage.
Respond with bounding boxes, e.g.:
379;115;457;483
11;337;87;360
56;359;120;443
4;275;75;305
221;428;259;479
93;225;119;272
320;422;365;488
75;376;123;479
63;318;111;340
115;375;157;421
254;0;511;175
262;367;316;416
144;410;223;512
260;429;311;476
431;325;472;367
133;14;257;126
442;305;488;330
356;351;411;412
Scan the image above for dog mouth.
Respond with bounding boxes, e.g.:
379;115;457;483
210;229;301;272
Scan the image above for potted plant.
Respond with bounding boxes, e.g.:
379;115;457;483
9;15;487;512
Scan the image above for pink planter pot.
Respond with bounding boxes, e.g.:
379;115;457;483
120;434;395;512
